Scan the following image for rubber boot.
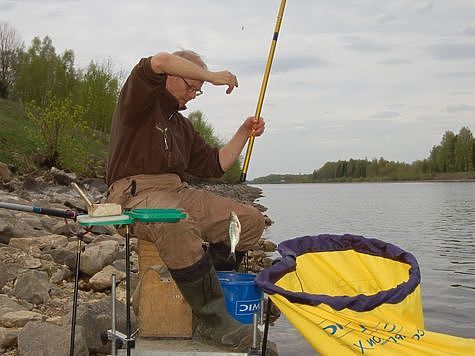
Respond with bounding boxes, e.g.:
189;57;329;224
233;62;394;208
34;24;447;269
170;256;254;352
208;241;246;271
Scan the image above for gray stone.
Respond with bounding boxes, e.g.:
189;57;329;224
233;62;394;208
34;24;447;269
0;261;26;289
264;215;273;225
0;210;17;244
17;214;45;232
50;167;77;186
13;270;52;304
9;234;68;252
0;326;19;351
1;178;21;192
21;176;48;192
89;225;116;236
62;298;135;354
38;215;60;232
262;240;277;252
248;250;266;259
81;177;108;195
262;257;274;268
49;265;72;284
0;294;29;315
90;234;124;249
117;272;139;295
51;220;82;236
0;215;46;244
112;258;126;271
0;210;15;231
18;321;88;356
18;255;42;269
43;244;77;269
0;310;44;327
30;198;52;208
80;240;119;276
89;265;125;291
0;193;30;205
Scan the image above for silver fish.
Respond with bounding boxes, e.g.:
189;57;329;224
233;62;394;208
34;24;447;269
228;211;241;262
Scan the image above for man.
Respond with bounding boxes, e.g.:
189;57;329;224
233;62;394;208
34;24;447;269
106;50;266;351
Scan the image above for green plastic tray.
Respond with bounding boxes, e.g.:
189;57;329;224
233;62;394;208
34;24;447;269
126;208;186;223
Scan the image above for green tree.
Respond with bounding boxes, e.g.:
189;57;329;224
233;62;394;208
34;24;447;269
367;158;379;178
188;110;242;183
428;145;441;173
77;60;119;138
13;36;78;105
438;130;456;172
313;161;338;180
454;127;474;171
25;94;86;170
188;110;221;147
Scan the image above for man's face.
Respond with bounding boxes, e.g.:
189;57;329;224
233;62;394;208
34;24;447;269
166;76;203;109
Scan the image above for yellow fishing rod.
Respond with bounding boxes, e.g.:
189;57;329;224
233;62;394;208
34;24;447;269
240;0;287;182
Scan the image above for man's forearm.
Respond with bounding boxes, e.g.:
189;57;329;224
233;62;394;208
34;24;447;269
219;127;248;172
150;52;213;81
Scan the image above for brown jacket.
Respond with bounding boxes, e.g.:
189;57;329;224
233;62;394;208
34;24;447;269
106;57;224;186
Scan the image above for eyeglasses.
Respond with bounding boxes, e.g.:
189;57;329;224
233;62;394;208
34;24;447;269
180;77;203;96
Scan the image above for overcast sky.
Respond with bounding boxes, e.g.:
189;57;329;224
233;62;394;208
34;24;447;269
2;0;474;179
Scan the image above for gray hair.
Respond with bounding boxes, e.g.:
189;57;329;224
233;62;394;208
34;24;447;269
173;49;208;70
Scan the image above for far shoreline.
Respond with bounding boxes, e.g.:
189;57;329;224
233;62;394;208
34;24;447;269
249;172;475;185
250;178;475;184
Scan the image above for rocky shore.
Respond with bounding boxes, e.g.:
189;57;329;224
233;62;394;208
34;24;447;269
0;164;277;356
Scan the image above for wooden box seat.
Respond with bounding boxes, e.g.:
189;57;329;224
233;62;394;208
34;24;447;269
138;239;192;338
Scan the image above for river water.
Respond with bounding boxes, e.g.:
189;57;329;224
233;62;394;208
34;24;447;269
252;182;475;355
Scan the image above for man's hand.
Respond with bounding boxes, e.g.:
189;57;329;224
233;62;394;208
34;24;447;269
218;116;265;172
209;71;239;94
242;116;265;137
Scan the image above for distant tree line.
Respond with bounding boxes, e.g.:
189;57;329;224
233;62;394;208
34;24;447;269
252;126;474;183
251;173;313;184
313;126;474;181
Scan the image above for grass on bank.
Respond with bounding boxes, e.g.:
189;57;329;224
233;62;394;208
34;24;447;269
0;98;36;172
0;98;107;176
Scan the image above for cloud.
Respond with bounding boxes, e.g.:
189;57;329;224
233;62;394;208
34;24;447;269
435;71;475;79
0;1;15;11
369;111;402;119
429;43;475;60
273;55;328;74
380;58;413;66
221;54;327;76
377;14;398;24
414;1;434;14
445;104;475;112
463;27;475;36
449;91;472;96
342;36;388;52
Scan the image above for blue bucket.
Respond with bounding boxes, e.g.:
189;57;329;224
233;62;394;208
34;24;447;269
217;272;263;324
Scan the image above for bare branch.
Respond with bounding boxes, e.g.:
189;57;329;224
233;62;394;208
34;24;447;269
0;21;22;97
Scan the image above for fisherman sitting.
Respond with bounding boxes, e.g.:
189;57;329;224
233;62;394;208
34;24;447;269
105;50;266;352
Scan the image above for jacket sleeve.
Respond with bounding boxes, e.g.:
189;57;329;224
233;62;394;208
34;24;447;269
118;57;166;124
186;126;225;179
